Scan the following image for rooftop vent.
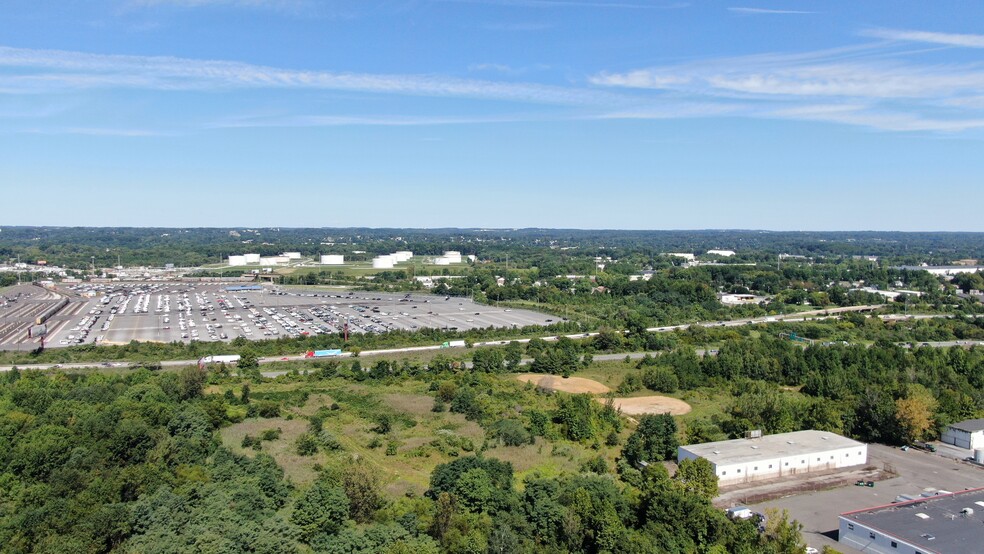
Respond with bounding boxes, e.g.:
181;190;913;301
975;501;984;508
961;507;975;516
915;513;930;520
921;533;936;541
751;446;759;449
712;450;721;455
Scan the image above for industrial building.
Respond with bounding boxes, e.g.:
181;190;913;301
677;430;867;487
320;254;344;265
940;419;984;451
839;487;984;554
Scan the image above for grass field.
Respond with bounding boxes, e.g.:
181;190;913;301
216;368;646;496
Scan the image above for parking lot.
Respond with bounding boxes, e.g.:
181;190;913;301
748;444;984;552
5;282;556;349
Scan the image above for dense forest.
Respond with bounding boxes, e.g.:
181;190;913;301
3;227;984;269
0;362;812;554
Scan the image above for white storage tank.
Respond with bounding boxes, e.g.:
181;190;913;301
372;256;394;269
443;251;462;263
975;448;984;463
434;257;451;266
228;255;247;266
394;251;413;262
259;256;280;266
320;254;344;265
282;252;301;259
244;253;261;264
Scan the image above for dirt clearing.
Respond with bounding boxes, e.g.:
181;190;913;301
601;396;692;415
516;374;611;394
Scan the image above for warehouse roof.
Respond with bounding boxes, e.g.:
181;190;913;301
948;419;984;433
841;487;984;553
679;430;865;466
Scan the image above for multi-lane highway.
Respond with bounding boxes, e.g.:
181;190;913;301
5;303;979;374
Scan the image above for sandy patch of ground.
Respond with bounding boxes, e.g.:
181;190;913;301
516;374;611;394
601;396;692;415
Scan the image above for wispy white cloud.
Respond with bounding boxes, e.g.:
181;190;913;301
861;28;984;49
435;0;688;9
590;38;984;132
16;126;169;136
482;22;554;31
0;45;624;107
210;113;541;128
126;0;308;9
728;7;815;15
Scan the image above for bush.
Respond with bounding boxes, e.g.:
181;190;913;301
491;419;532;447
617;372;643;394
260;428;282;441
642;367;679;393
319;431;342;451
580;455;608;474
296;432;319;456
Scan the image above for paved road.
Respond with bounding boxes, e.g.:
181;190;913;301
12;304;981;374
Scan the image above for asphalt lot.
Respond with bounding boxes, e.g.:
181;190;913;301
748;444;984;553
6;282;556;349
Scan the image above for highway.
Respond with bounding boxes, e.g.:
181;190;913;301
4;304;979;374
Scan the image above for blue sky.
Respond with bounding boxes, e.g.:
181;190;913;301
2;1;983;230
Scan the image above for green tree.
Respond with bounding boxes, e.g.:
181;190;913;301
342;464;385;524
674;457;718;500
622;413;679;465
291;478;350;541
238;349;260;370
178;365;208;400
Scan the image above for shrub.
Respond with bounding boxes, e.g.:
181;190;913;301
296;432;319;456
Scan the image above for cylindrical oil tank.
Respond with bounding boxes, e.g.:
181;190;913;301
320;254;344;265
244;253;261;264
394;251;413;262
372;256;394;269
228;255;247;266
975;448;984;463
443;251;462;263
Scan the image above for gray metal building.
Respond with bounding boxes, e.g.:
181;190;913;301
839;487;984;554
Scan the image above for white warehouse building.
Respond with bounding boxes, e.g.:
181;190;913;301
940;418;984;450
677;430;867;487
320;254;345;265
